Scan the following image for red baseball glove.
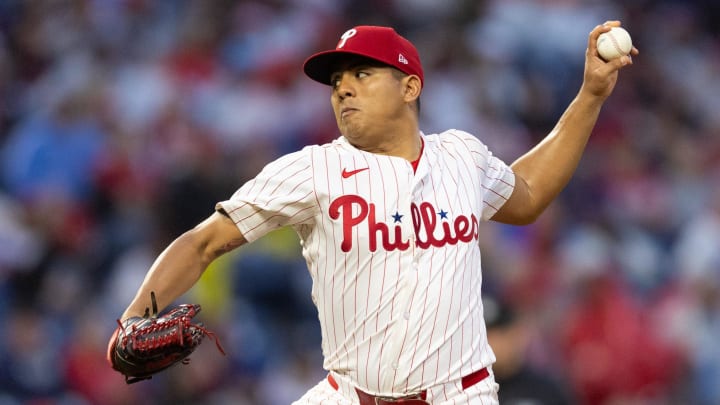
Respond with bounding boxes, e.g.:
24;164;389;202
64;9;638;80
107;292;224;384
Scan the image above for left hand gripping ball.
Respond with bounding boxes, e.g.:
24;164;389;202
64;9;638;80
596;26;632;61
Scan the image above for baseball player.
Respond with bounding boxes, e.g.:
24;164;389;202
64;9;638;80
113;22;637;404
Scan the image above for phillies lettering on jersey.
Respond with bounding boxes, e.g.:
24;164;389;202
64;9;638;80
218;129;514;395
329;195;479;252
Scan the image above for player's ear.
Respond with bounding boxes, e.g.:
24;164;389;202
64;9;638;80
401;75;422;104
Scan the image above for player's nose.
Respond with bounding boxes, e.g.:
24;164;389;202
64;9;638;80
333;74;356;99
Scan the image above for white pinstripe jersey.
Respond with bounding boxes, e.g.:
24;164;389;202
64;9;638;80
217;129;515;396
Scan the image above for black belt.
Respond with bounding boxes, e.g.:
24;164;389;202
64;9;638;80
327;367;489;404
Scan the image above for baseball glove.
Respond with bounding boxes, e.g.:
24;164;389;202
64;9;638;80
107;292;225;384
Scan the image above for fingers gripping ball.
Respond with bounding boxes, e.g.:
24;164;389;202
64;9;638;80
596;26;633;61
107;292;225;384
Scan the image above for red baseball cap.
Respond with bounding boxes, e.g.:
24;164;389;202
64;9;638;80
303;26;424;87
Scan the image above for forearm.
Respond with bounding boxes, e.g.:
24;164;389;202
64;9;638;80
510;90;605;215
120;231;213;320
118;211;245;320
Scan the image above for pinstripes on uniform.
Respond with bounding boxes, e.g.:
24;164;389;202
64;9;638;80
217;129;514;399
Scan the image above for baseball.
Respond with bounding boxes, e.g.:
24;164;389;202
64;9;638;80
596;26;632;61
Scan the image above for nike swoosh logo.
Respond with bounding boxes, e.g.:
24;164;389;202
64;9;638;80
342;167;369;178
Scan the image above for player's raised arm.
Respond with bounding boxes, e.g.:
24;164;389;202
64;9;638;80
120;210;246;320
491;21;639;225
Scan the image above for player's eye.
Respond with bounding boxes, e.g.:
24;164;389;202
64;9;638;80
330;69;369;90
330;72;347;89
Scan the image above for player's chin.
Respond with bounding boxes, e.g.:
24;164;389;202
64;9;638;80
338;122;363;140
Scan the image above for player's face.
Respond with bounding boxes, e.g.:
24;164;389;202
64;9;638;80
329;59;410;147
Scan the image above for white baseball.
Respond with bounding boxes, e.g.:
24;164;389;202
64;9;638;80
596;26;632;61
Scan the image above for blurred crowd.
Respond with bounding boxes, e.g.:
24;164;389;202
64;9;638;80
0;0;719;404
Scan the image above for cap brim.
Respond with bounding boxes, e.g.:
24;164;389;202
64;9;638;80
303;50;385;86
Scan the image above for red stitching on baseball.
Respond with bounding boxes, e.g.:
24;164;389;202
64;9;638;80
608;31;626;56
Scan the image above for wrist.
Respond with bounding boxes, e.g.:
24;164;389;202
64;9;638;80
575;87;608;109
577;83;612;103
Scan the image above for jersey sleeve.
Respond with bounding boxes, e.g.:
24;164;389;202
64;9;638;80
481;152;515;221
456;130;515;221
216;148;318;243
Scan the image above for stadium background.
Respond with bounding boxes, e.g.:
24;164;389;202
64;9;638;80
1;0;719;404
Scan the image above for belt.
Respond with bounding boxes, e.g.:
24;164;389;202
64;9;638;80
327;367;489;405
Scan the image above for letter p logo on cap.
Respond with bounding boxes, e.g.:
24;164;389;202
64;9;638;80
337;29;357;49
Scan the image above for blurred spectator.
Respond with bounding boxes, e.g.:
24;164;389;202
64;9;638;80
1;87;107;204
484;294;575;404
0;308;65;400
668;187;720;404
560;274;684;404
